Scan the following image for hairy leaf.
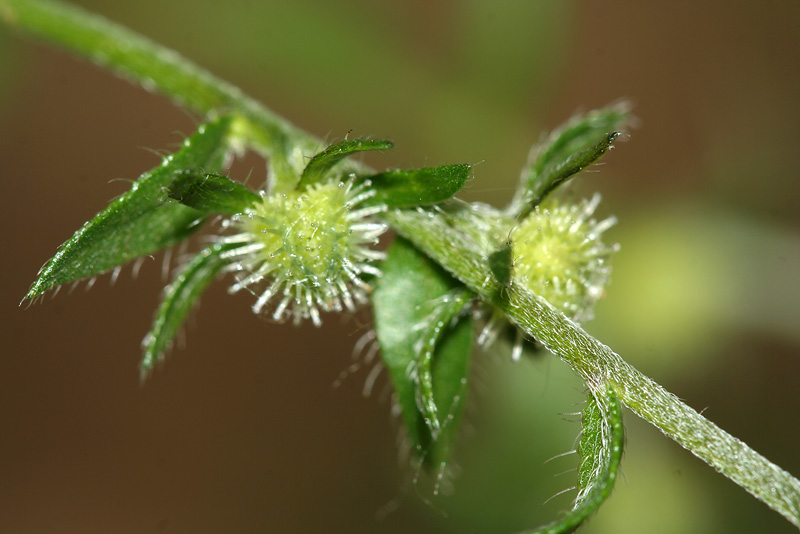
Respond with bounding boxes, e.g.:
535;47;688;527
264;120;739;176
512;103;630;214
361;164;471;208
526;384;624;534
373;237;473;473
24;116;234;300
413;287;473;439
297;137;393;190
488;239;514;302
168;171;259;215
140;242;236;380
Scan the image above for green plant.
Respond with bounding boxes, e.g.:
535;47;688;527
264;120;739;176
3;0;799;531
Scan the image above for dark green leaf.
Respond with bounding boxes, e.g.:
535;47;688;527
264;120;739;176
298;138;393;190
168;171;259;215
488;239;514;291
360;164;471;208
140;241;236;380
24;116;234;300
413;287;473;440
512;103;631;214
373;237;473;474
525;384;624;534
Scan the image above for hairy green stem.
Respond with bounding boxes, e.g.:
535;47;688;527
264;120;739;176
511;284;800;528
3;0;799;527
385;209;800;528
0;0;317;182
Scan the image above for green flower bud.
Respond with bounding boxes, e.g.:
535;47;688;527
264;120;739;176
219;178;387;326
511;194;617;322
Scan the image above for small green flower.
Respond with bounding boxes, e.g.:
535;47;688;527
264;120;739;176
511;193;617;323
220;178;387;326
477;194;617;360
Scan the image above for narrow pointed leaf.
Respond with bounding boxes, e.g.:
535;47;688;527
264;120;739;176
298;138;393;190
373;237;473;472
168;171;259;215
360;164;471;208
24;117;233;300
512;103;630;214
525;384;624;534
413;287;473;440
140;241;236;380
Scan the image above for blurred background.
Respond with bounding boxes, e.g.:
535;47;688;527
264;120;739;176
2;1;799;533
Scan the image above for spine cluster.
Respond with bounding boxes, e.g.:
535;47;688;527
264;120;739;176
219;178;387;326
511;194;617;323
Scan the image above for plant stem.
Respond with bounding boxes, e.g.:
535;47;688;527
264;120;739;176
0;0;317;182
510;286;800;529
386;209;800;528
3;0;799;527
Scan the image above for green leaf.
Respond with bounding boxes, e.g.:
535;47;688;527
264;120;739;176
524;384;624;534
360;164;471;209
373;237;473;474
575;385;624;505
511;103;631;215
140;241;235;380
168;171;259;215
297;138;393;190
413;287;473;439
23;116;234;300
488;239;514;295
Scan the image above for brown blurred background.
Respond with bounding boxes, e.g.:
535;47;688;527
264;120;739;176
2;1;800;533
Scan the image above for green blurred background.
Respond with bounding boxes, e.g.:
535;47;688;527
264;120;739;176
1;1;799;533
